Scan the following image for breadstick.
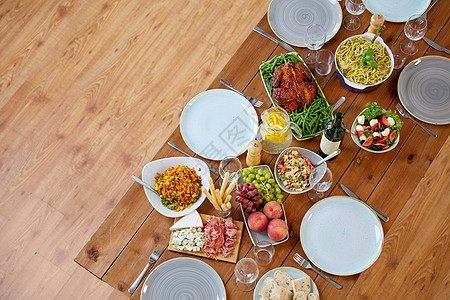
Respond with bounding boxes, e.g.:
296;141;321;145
221;203;227;211
226;202;232;209
207;176;218;202
202;188;221;210
220;172;230;198
224;194;232;204
215;189;223;206
224;178;238;198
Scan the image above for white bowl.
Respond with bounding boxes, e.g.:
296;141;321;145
351;108;400;154
335;33;394;93
142;157;210;217
274;147;326;194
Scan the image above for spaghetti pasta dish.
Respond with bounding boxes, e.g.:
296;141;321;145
336;36;391;85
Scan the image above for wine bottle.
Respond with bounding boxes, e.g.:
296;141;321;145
318;113;346;158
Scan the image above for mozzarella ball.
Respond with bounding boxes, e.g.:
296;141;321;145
357;115;365;124
369;119;378;127
387;117;395;126
381;128;390;136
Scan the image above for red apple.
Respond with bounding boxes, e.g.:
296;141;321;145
247;212;268;232
267;219;288;241
263;201;283;219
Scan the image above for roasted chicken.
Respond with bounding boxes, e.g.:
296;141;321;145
270;62;317;113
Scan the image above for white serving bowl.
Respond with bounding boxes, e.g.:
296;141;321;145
142;157;210;217
274;147;326;194
335;32;394;93
351;108;400;154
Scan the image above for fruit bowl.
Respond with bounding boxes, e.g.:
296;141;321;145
274;147;326;194
237;165;289;246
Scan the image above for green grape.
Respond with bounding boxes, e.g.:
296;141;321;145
275;187;281;194
277;194;283;199
257;169;263;175
268;178;275;184
277;198;283;204
265;173;271;180
248;173;255;180
255;174;261;181
254;183;260;189
265;183;271;189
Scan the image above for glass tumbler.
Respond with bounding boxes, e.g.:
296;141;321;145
307;165;333;202
315;49;334;76
253;241;275;266
219;156;241;183
235;258;259;291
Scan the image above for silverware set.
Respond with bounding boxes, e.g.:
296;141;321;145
293;253;342;289
128;244;163;293
396;103;437;138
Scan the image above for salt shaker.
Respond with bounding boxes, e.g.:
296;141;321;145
246;140;262;167
368;14;384;34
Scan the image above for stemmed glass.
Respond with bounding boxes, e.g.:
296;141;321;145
307;165;333;202
343;0;366;31
301;24;326;65
400;14;427;56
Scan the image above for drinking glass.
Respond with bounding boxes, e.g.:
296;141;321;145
343;0;366;31
219;156;241;185
307;165;333;202
235;258;259;291
301;24;326;65
400;14;427;56
253;241;275;266
315;49;334;76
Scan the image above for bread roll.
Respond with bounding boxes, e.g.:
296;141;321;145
274;269;294;291
292;277;311;294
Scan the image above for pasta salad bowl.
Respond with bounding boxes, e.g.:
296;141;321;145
335;32;394;93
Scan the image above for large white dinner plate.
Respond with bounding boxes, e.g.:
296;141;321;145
253;267;319;299
141;257;226;300
180;89;258;161
364;0;430;22
142;157;210;218
300;196;384;276
398;56;450;125
268;0;342;47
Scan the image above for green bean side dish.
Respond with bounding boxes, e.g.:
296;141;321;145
260;53;334;139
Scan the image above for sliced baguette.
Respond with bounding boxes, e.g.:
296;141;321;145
293;290;308;300
259;277;277;299
274;269;294;291
274;285;292;300
308;292;319;300
292;277;311;294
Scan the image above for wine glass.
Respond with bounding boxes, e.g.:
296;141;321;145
400;14;427;56
307;165;333;202
343;0;366;31
301;24;326;65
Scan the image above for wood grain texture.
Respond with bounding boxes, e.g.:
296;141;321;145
0;0;272;299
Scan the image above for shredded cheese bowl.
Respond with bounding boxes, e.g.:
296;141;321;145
335;33;394;93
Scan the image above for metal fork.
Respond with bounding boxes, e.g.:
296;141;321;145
220;78;263;107
128;245;163;293
395;103;437;138
293;253;342;289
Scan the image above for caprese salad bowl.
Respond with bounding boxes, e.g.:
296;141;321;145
351;103;403;154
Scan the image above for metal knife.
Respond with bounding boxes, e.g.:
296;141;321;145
168;142;219;176
333;96;346;112
253;26;296;53
423;37;450;55
340;183;389;222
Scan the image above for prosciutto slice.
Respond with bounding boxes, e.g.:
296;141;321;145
202;216;237;258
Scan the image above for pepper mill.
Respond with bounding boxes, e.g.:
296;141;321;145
368;14;384;34
246;140;262;167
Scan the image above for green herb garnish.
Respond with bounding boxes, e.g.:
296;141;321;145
359;48;378;69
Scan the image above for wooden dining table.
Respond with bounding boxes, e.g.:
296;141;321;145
75;2;450;299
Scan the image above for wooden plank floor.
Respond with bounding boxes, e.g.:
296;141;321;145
0;0;272;299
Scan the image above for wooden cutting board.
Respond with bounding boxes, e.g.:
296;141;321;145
168;213;244;263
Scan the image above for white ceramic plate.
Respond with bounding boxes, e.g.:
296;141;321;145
364;0;430;22
253;267;319;299
397;56;450;125
351;108;400;154
268;0;342;47
300;196;384;275
142;157;210;218
180;89;258;161
274;147;326;194
239;165;289;246
141;257;226;300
